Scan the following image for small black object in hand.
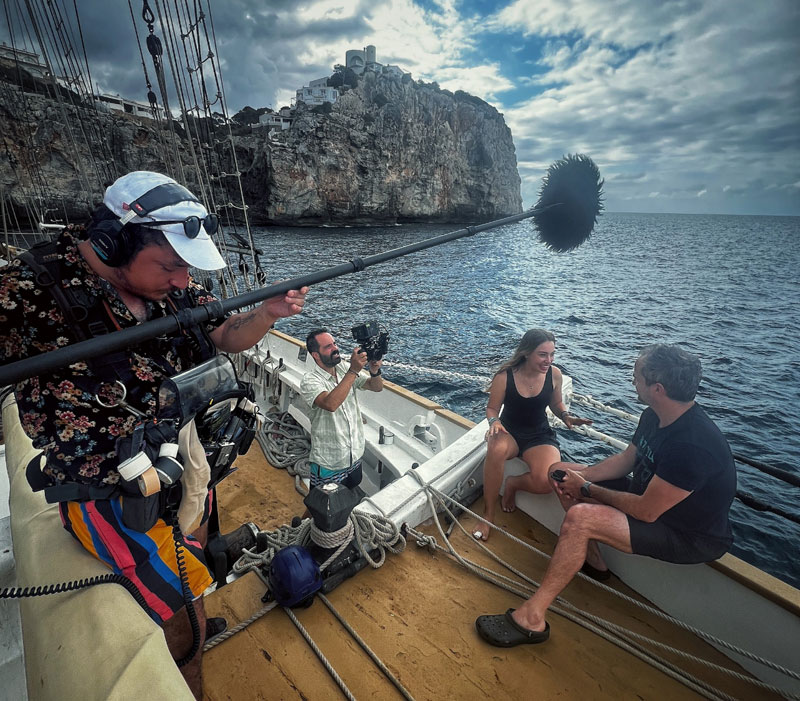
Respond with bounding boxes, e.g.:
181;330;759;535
351;320;390;362
550;469;567;482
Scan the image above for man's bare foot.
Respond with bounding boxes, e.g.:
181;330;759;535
501;478;517;512
472;521;491;541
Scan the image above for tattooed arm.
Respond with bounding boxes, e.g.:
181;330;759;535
209;286;309;353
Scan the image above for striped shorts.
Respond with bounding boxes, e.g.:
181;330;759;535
59;496;213;624
309;460;362;490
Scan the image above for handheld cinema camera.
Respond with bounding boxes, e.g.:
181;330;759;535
351;320;390;362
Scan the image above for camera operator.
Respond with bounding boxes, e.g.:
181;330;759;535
300;329;384;490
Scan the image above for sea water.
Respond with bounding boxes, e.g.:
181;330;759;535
248;212;800;588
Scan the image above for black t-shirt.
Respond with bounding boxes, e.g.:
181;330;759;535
629;404;736;542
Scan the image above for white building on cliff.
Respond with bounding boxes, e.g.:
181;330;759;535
295;77;339;107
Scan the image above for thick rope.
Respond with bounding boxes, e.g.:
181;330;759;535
202;602;278;651
319;593;416;701
283;605;357;701
231;512;405;579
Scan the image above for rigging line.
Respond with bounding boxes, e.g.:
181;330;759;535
34;0;102;188
405;504;734;701
167;0;250;292
194;0;237;219
154;0;207;201
23;0;94;204
201;0;257;260
11;0;37;57
67;0;115;184
2;3;52;218
389;360;800;493
283;606;358;701
2;2;44;208
126;0;177;179
173;0;231;234
168;0;243;294
145;0;186;183
318;594;416;701
410;528;735;700
39;0;107;190
49;0;87;95
735;492;800;525
407;500;786;699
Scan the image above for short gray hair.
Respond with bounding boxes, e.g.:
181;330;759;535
638;344;702;401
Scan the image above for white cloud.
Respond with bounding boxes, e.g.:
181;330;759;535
488;0;800;212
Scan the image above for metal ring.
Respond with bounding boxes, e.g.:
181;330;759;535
95;380;127;408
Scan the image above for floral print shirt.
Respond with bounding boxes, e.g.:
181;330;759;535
0;226;221;486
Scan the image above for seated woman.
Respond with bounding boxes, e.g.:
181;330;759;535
473;329;592;541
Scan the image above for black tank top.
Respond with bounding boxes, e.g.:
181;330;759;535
501;366;553;433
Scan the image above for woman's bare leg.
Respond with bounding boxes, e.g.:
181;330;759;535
475;433;519;540
502;444;561;511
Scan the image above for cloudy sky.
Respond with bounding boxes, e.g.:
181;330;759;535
3;0;799;215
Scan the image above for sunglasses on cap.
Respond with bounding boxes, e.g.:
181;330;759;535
117;181;218;237
147;213;220;238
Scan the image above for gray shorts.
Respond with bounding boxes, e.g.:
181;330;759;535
627;517;731;564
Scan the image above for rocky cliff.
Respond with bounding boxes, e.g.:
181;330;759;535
0;70;522;226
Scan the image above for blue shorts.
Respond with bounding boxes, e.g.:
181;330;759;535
309;460;362;490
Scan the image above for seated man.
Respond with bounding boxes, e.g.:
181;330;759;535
300;328;383;489
476;343;737;646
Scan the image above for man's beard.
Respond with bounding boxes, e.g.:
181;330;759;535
320;350;341;367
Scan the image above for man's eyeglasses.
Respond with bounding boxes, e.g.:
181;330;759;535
148;213;219;239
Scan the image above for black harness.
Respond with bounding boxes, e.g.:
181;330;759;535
18;238;218;503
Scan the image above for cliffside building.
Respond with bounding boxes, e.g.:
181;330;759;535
92;93;163;120
295;77;338;107
257;106;294;131
0;44;48;79
341;45;410;79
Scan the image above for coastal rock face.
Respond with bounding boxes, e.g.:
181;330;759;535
250;72;522;224
0;72;522;226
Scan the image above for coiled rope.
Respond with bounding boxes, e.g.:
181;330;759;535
232;511;406;579
255;410;311;495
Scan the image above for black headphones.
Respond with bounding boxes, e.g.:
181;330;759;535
87;204;135;267
87;181;202;267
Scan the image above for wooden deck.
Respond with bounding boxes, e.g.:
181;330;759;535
202;443;779;701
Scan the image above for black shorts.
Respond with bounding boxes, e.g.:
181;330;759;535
506;424;559;456
627;517;731;564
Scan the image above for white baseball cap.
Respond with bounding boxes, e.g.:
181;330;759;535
103;171;226;270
